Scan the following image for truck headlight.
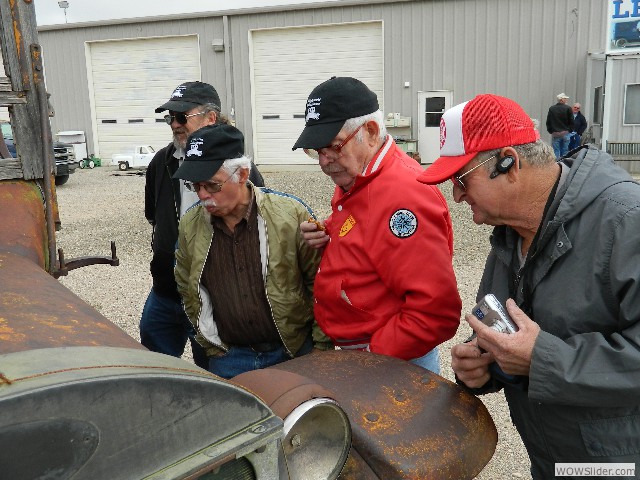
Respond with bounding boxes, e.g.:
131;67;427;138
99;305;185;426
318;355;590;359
282;397;351;480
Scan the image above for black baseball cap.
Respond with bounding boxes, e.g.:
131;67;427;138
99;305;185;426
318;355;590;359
155;81;221;113
292;76;379;151
173;124;244;182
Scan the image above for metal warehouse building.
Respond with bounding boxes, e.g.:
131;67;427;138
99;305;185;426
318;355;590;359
34;0;639;170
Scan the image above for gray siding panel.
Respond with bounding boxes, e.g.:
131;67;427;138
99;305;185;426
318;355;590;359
40;18;226;153
228;0;608;152
610;56;640;143
38;0;609;159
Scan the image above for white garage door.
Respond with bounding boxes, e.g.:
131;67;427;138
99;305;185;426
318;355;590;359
250;22;383;165
86;35;201;159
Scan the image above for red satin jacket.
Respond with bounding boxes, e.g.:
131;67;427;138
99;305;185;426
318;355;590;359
314;137;461;360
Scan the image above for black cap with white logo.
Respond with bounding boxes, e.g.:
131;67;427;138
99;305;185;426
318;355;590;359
172;124;244;182
292;76;379;151
155;81;221;113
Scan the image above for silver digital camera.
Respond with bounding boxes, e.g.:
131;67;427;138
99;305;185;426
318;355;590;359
471;294;519;334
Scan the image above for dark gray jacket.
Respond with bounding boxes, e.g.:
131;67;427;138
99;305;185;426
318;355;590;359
478;147;640;478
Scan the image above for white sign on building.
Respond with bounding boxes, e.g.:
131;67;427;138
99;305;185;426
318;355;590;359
608;0;640;53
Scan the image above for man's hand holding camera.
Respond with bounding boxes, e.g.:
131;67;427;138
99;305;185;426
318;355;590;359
466;299;541;377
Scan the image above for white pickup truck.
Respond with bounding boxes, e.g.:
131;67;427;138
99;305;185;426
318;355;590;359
111;145;156;171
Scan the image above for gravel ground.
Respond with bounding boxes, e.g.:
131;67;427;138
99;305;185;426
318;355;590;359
55;165;532;479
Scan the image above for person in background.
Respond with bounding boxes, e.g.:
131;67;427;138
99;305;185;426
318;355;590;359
294;76;461;374
568;102;587;151
174;124;332;378
545;92;573;159
141;81;264;368
418;93;640;479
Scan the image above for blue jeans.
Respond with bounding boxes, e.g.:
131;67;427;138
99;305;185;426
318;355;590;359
568;132;581;151
410;347;440;375
208;334;313;379
551;133;571;159
140;288;208;369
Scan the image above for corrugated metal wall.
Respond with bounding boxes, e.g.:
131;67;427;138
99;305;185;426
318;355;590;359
39;17;226;154
228;0;607;151
609;55;640;143
38;0;609;159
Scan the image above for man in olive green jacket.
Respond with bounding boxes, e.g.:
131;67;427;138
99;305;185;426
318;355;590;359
174;124;332;378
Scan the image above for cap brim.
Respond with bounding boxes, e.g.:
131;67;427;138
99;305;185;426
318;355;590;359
416;152;477;185
155;100;201;114
292;120;345;150
173;159;223;183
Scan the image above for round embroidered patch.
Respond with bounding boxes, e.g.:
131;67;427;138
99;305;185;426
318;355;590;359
389;209;417;238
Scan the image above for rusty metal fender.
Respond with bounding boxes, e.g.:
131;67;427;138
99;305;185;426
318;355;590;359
0;250;143;353
0;180;52;268
251;350;497;480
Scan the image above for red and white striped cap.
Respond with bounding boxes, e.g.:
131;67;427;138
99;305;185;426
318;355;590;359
417;94;539;185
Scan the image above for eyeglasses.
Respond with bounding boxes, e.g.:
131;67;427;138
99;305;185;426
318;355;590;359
451;154;497;191
164;111;207;125
304;124;363;160
184;168;239;194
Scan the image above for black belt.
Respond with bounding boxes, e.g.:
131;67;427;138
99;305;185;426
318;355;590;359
229;341;282;353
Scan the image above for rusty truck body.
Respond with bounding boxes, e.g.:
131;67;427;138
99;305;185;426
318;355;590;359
0;1;497;478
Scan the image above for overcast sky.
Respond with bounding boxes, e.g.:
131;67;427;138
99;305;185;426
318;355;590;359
35;0;324;26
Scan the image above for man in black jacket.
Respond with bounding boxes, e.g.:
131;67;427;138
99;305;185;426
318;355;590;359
142;81;264;368
545;92;573;159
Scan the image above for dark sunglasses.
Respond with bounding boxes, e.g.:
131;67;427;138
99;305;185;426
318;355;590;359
163;111;207;125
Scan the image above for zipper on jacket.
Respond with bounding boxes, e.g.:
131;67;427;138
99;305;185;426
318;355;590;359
260;209;293;358
166;163;180;223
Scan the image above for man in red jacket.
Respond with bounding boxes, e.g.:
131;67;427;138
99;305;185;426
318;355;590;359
293;77;461;373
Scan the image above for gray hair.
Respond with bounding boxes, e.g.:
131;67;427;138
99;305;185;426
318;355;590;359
342;110;387;143
219;155;252;183
475;140;555;170
196;102;232;125
198;102;221;115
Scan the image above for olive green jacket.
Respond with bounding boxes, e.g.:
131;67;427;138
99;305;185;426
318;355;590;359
175;184;332;357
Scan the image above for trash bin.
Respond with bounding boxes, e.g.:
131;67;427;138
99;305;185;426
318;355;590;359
57;131;88;163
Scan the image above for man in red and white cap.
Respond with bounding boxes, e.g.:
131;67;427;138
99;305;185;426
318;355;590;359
418;94;640;478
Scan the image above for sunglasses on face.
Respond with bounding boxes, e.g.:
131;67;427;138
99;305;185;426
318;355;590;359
164;110;207;125
303;124;363;160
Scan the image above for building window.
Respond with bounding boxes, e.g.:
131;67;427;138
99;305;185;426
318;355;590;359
624;84;640;125
593;86;603;125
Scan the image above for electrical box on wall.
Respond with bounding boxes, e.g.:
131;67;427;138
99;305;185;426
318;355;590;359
384;114;411;128
396;117;411;127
